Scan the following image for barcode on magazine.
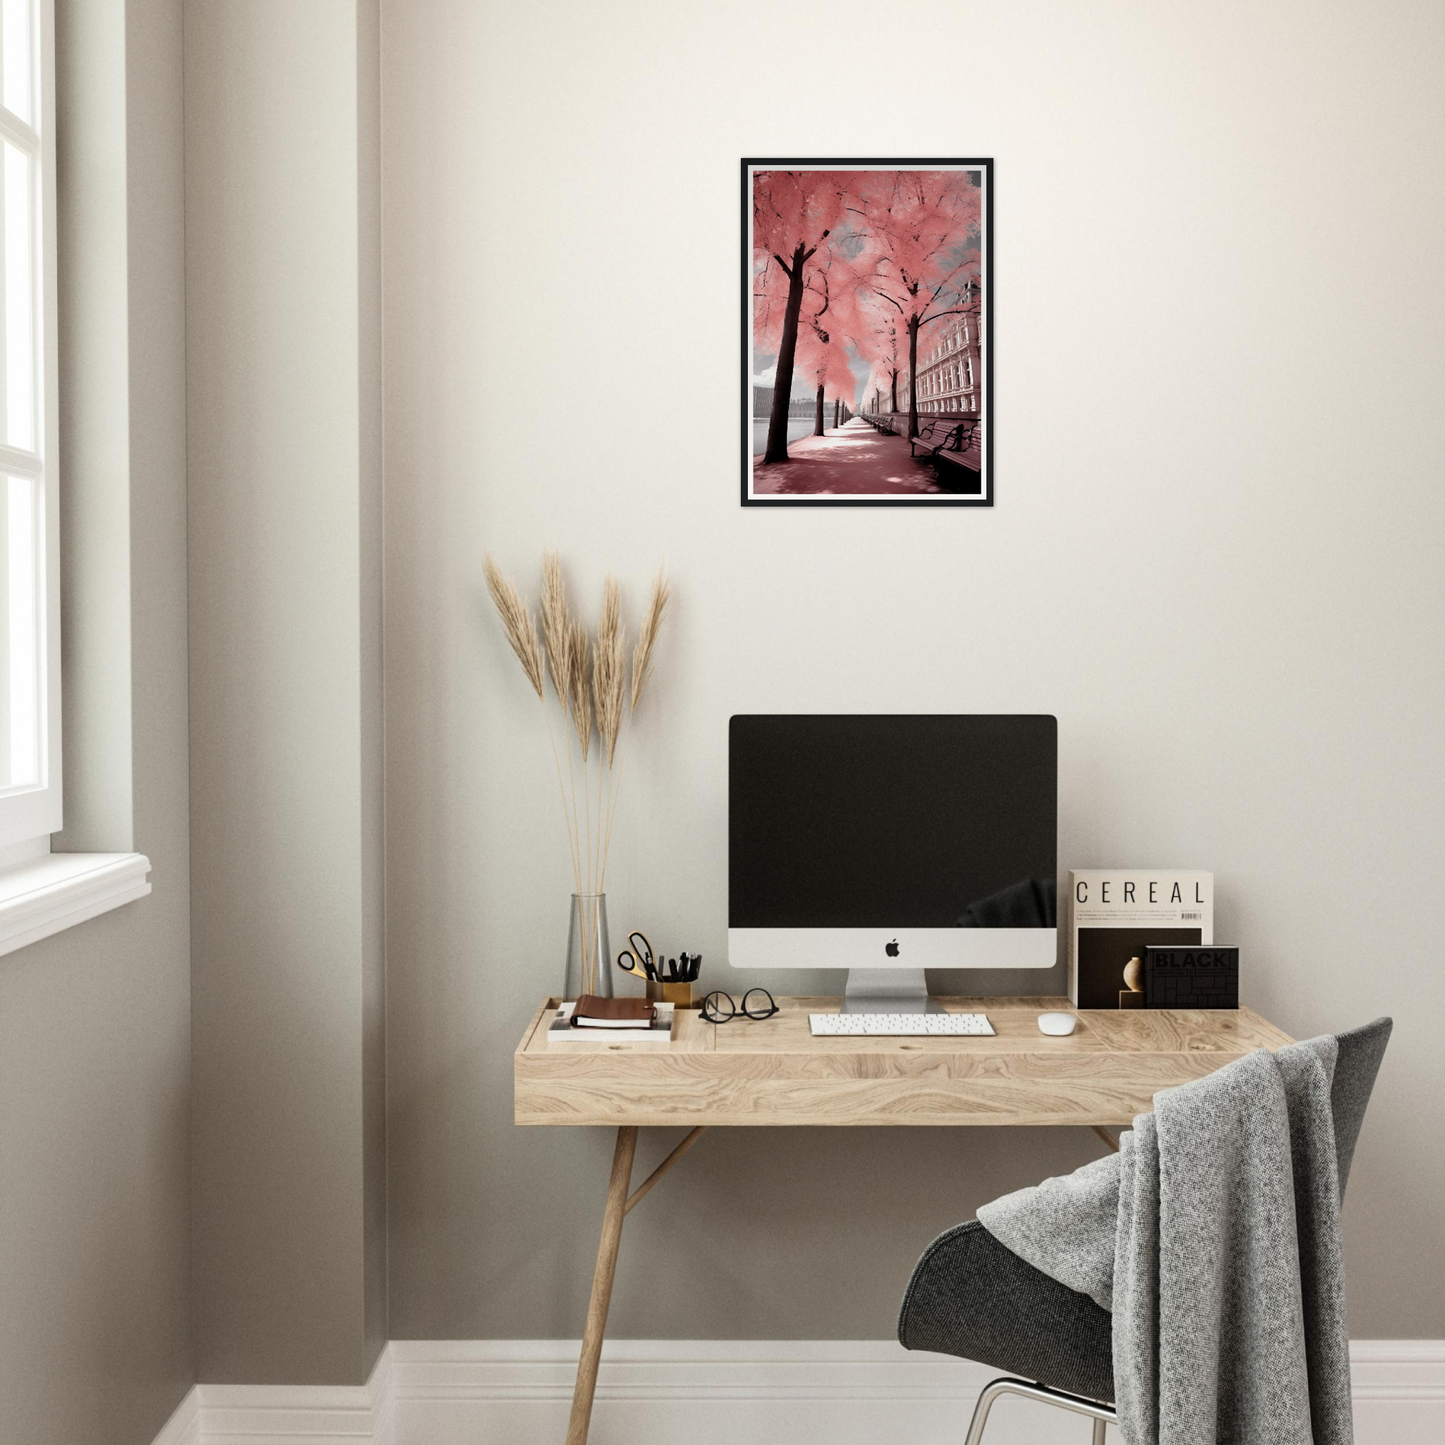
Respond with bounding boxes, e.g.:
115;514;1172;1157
1181;911;1203;920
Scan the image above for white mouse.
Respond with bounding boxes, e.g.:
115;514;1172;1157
1037;1011;1078;1036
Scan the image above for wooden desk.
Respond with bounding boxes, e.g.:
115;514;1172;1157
514;995;1293;1444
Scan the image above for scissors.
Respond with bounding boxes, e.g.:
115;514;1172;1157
616;931;657;982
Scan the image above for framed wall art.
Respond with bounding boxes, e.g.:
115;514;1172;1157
743;158;993;507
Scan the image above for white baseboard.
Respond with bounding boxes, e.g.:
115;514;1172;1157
150;1339;1445;1445
150;1353;394;1445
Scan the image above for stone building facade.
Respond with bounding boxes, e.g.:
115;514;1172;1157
896;308;982;418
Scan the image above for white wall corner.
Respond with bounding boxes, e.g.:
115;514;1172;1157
152;1339;1445;1445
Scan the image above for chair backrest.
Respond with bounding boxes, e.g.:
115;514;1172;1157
1330;1016;1392;1199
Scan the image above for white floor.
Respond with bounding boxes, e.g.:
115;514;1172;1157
153;1338;1445;1445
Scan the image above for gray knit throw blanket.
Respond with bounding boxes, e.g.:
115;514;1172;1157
977;1038;1353;1445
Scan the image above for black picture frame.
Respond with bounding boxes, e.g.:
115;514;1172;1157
742;157;994;508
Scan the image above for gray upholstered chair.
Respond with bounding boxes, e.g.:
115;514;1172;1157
898;1018;1392;1444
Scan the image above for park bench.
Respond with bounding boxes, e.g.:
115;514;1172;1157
910;418;982;491
910;418;977;467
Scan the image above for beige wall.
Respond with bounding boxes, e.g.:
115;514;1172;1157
0;2;193;1443
382;0;1445;1342
186;0;385;1386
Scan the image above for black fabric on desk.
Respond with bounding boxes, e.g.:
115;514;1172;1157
897;1219;1115;1403
955;876;1056;929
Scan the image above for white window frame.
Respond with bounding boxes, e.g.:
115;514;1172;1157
0;0;59;854
0;0;148;957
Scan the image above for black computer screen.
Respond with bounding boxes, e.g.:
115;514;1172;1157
728;715;1057;928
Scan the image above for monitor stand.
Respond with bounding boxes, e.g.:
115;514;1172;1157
841;968;941;1015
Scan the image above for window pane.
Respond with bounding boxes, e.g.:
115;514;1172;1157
1;0;31;125
0;473;39;789
2;140;33;452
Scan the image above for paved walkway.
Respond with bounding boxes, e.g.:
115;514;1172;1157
751;418;941;496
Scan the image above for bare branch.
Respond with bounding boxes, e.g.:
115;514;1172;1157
915;305;974;328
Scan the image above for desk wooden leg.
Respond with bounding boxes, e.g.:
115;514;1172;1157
626;1125;706;1215
566;1125;638;1445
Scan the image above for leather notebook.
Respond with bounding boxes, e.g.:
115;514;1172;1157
571;995;657;1029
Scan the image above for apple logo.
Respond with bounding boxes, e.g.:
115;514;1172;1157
885;939;900;957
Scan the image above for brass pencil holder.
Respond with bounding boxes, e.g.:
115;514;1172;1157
647;979;693;1009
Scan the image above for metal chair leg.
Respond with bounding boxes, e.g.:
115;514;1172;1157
961;1378;1009;1445
963;1377;1116;1445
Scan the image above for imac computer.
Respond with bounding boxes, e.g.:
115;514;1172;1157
728;714;1058;1013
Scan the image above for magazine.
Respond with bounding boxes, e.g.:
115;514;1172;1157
1068;870;1213;1009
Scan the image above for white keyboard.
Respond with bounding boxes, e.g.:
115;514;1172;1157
808;1012;994;1037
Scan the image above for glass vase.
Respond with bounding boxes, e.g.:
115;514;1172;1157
564;893;612;1001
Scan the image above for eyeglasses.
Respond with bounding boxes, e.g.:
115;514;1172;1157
700;988;778;1023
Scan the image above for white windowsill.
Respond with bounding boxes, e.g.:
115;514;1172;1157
0;852;151;958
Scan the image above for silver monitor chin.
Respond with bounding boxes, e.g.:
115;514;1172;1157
726;927;1057;1012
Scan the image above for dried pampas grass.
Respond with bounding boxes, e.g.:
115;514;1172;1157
631;568;669;710
540;550;572;705
483;552;669;931
567;618;593;761
593;578;625;766
483;555;544;700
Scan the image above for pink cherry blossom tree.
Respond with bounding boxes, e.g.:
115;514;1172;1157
792;293;855;439
843;171;982;438
752;171;853;463
856;299;904;415
861;359;885;415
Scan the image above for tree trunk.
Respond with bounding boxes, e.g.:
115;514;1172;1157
889;369;898;415
833;398;839;428
906;319;920;439
813;383;825;436
763;243;807;465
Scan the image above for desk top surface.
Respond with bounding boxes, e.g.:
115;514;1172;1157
514;996;1293;1128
